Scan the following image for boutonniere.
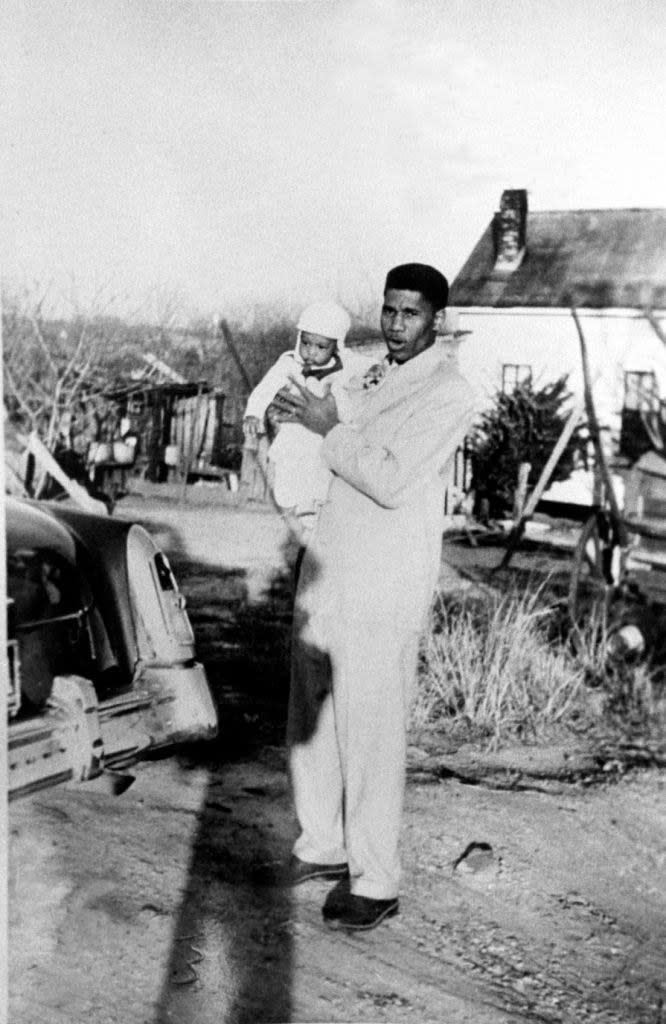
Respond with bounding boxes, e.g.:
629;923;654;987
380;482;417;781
360;359;390;391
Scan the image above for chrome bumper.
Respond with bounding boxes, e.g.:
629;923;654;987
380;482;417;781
137;661;219;750
8;665;218;799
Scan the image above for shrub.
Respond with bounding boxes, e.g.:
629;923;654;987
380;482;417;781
570;606;666;734
470;375;586;520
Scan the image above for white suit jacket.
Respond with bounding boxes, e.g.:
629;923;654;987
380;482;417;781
297;341;475;635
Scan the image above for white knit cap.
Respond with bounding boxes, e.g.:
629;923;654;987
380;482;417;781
296;302;351;345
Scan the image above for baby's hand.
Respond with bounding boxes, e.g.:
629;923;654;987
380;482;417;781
265;399;286;432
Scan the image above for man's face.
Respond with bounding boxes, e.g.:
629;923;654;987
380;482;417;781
380;289;437;363
299;331;337;366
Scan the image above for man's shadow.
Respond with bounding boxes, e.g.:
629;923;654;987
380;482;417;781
151;539;328;1024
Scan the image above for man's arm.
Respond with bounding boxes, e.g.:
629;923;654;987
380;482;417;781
244;355;294;421
321;376;475;509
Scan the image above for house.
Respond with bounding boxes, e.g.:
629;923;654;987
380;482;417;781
449;190;666;462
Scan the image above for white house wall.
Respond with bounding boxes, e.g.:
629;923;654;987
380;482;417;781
452;308;666;432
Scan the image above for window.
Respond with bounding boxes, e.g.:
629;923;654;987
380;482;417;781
502;363;532;393
620;371;662;461
623;371;658;411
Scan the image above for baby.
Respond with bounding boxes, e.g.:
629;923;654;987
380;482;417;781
243;301;369;536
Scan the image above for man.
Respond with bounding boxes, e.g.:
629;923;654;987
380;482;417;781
272;263;475;931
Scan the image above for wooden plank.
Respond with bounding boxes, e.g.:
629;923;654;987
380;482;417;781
496;399;584;569
571;307;628;546
624;516;666;541
24;433;108;515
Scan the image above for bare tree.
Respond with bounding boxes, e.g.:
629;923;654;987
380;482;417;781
2;281;129;452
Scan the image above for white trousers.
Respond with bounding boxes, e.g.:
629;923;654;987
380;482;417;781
287;619;419;900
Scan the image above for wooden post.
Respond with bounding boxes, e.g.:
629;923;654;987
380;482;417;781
218;319;254;392
644;307;666;347
513;462;532;520
180;385;204;502
571;307;627;547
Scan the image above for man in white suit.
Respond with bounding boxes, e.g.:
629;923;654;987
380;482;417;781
272;263;475;931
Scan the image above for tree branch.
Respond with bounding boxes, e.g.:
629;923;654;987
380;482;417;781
3;365;41;426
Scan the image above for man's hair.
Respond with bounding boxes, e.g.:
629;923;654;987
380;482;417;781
384;263;449;311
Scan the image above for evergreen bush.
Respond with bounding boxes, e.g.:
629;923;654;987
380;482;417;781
470;375;586;520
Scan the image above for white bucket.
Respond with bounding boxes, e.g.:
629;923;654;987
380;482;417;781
164;445;180;467
112;441;135;465
91;442;113;464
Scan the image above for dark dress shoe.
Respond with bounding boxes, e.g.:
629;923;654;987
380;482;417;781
324;891;399;931
256;855;348;887
322;877;351;919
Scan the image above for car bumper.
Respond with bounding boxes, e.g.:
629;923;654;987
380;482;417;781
8;665;219;799
97;662;218;769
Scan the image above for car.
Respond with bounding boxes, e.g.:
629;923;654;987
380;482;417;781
6;496;218;799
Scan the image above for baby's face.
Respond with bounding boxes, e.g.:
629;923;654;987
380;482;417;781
299;331;337;366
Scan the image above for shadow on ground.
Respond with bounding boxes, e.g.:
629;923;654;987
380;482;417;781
150;544;305;1023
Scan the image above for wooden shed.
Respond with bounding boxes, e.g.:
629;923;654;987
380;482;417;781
101;380;230;485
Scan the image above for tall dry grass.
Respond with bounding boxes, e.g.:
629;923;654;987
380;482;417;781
414;585;584;747
414;584;579;748
415;583;666;750
572;607;666;731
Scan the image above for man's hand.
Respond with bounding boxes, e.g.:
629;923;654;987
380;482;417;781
269;378;340;436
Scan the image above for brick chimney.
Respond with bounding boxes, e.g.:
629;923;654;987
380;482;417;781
492;189;527;275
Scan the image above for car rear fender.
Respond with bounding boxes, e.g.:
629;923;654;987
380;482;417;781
126;525;196;668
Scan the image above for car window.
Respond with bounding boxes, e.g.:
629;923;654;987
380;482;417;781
8;546;86;624
7;546;93;709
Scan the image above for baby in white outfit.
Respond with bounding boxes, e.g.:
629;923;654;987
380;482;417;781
243;301;370;536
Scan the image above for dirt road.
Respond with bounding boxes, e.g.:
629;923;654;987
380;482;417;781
8;497;666;1024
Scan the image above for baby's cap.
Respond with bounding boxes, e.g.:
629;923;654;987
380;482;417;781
297;302;351;346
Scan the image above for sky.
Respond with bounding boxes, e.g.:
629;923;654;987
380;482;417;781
2;0;666;323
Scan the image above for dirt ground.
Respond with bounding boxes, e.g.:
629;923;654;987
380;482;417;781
8;495;666;1024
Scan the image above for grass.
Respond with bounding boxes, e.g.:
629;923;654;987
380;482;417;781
414;582;666;750
572;605;666;732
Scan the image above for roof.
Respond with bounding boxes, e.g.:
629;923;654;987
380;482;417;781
104;379;212;400
450;208;666;310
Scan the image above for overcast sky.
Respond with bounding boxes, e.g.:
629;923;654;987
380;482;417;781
3;0;666;322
